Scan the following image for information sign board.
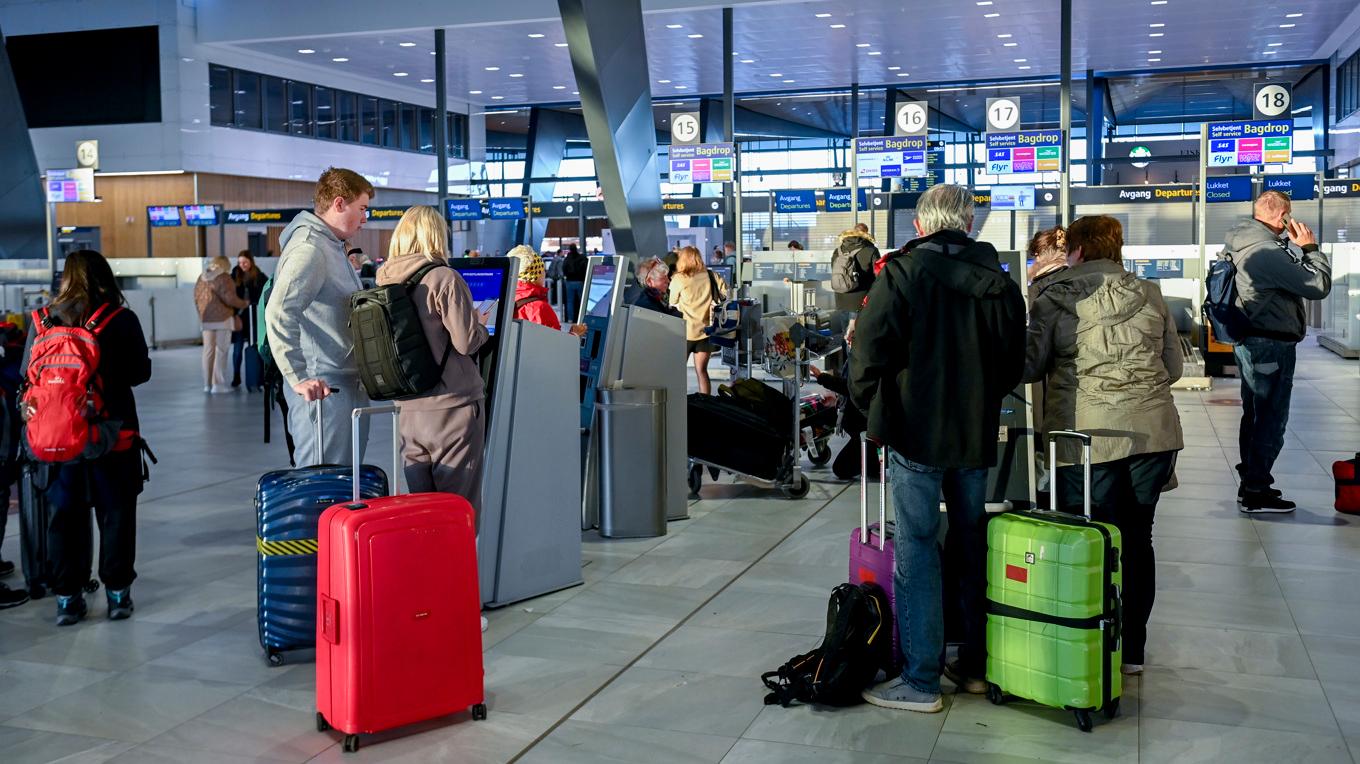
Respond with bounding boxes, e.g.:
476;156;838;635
1206;120;1293;166
669;143;735;184
487;198;526;220
854;135;927;179
985;130;1063;174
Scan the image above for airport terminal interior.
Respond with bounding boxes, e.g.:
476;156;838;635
1;0;1360;762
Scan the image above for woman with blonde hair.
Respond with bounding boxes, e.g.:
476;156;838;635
375;206;491;520
668;245;727;394
195;254;248;393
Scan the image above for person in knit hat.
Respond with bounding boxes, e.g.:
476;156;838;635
508;244;561;330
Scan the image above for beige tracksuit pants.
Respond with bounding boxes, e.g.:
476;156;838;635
400;400;485;529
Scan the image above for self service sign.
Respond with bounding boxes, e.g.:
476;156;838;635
669;143;735;184
855;135;928;179
985;130;1063;174
1207;120;1293;166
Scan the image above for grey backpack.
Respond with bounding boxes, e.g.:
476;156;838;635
831;242;874;294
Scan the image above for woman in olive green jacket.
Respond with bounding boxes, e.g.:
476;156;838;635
1022;215;1184;676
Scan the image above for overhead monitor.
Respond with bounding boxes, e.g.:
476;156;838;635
990;186;1036;211
183;205;219;226
147;206;182;226
458;265;510;337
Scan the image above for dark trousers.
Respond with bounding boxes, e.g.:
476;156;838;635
231;337;246;382
46;449;143;596
1056;450;1177;665
1233;337;1297;492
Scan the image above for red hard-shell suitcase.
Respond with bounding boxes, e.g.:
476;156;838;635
1333;453;1360;515
848;438;900;669
314;405;486;754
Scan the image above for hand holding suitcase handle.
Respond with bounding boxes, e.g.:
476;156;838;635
311;388;340;457
350;405;403;502
859;435;887;551
1048;430;1093;519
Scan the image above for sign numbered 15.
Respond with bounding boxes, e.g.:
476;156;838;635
1253;83;1292;120
986;97;1022;133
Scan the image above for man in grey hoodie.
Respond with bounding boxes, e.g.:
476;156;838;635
1223;190;1330;513
265;167;374;466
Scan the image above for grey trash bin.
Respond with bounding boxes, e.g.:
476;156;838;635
597;387;668;538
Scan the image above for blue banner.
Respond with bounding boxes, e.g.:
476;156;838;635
1205;176;1253;203
487;198;525;220
774;189;817;213
1207;120;1292;140
1263;174;1316;201
823;188;869;212
446;198;483;220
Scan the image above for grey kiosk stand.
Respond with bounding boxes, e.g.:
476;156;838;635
451;257;585;609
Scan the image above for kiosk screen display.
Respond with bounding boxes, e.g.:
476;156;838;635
584;263;617;319
147;206;182;226
183;205;218;226
459;267;506;336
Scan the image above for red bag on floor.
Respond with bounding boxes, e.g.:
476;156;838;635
1333;454;1360;515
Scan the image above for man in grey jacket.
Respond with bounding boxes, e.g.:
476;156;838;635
266;167;373;466
1224;190;1330;513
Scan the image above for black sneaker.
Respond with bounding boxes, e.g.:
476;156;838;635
0;583;29;610
55;594;87;626
1239;491;1296;514
1237;486;1283;503
0;558;14;578
942;659;987;694
106;588;134;620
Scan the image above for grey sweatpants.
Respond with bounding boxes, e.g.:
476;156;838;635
283;378;370;467
400;400;485;528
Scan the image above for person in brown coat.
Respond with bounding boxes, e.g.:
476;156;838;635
195;255;248;393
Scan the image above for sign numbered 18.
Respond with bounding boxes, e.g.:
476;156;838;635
1253;83;1292;120
986;97;1022;133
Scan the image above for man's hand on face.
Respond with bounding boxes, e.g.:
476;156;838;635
1287;218;1317;248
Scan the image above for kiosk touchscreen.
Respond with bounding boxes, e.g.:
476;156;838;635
449;257;516;418
578;258;626;323
578;256;630;429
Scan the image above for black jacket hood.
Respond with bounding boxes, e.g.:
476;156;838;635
905;230;1012;299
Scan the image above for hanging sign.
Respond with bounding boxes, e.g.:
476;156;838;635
1207;120;1293;166
445;198;484;220
985;130;1063;174
45;168;95;203
1263;175;1316;201
1205;176;1253;203
487;198;526;220
854;135;928;179
894;100;929;137
985;97;1022;133
774;189;817;213
669;143;735;184
671;112;702;145
1253;83;1292;121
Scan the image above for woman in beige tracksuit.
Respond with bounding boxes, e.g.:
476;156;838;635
375;206;491;520
195;255;248;393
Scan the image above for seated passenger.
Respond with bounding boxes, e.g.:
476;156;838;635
1023;214;1183;677
507;245;561;330
625;257;681;317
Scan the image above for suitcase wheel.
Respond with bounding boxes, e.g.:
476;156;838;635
343;734;360;753
266;650;285;667
1102;698;1120;720
780;473;810;499
986;683;1005;706
315;712;330;732
472;703;488;721
1074;709;1093;733
808;442;832;466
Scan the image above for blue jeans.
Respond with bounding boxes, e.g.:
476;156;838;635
1233;337;1297;492
887;449;989;695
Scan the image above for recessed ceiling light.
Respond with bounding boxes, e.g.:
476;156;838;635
1268;42;1283;46
783;79;796;83
658;79;671;83
1148;49;1163;53
770;73;783;77
332;57;349;62
997;33;1012;38
298;49;315;54
527;33;545;38
1149;22;1165;27
977;1;993;4
666;24;682;29
509;73;524;77
1286;12;1303;17
429;51;436;55
984;12;1000;18
740;58;755;63
491;96;504;100
688;33;703;38
1279;23;1295;27
856;43;871;47
485;66;500;71
1262;50;1279;54
555;42;568;47
830;23;846;28
393;72;409;77
1148;57;1161;62
399;42;416;47
868;51;881;55
469;90;482;94
572;91;579;94
1014;58;1027;62
1151;1;1167;4
1149;32;1164;37
896;72;910;77
1018;65;1032;70
420;78;434;83
1003;42;1018;46
888;66;901;70
815;12;832;17
553;85;566;89
675;85;688;89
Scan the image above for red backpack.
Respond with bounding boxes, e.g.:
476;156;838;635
21;304;125;463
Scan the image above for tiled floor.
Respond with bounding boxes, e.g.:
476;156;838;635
1;340;1358;763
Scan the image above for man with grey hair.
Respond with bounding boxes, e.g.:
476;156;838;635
625;256;681;317
850;183;1026;712
1222;190;1329;513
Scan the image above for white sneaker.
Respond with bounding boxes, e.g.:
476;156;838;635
210;386;230;394
480;615;489;633
1121;663;1144;675
203;386;211;393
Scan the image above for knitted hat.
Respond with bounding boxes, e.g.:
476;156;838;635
508;245;544;283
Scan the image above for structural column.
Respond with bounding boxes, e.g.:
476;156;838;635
1084;71;1107;187
518;106;572;246
1059;0;1073;226
0;23;47;261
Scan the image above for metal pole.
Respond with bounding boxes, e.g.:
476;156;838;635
1059;0;1072;226
145;219;153;259
851;83;860;225
1197;124;1209;265
768;191;775;252
523;197;533;247
45;198;55;291
722;7;735;253
435;28;450;241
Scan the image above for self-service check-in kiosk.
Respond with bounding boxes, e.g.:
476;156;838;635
578;259;689;530
990;250;1037;510
450;258;584;608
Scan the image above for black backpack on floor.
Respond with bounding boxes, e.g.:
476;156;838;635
761;582;894;708
349;263;451;401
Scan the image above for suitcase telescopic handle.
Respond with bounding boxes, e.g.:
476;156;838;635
310;388;340;462
351;405;402;502
1048;430;1093;519
859;436;887;551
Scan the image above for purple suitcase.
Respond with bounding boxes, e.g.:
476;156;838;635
848;438;900;667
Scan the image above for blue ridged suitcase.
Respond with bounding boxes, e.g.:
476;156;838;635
256;397;389;665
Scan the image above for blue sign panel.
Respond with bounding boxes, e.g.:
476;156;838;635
446;198;483;220
983;129;1063;174
823;188;869;212
487;198;525;220
774;189;817;213
1205;176;1253;203
1206;120;1293;166
1263;174;1316;201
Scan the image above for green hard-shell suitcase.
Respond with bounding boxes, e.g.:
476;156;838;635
984;430;1122;732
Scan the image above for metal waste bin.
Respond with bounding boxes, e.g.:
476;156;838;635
596;387;667;538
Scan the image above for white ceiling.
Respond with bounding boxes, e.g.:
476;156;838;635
217;0;1359;106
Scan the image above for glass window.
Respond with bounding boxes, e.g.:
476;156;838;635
337;91;358;142
209;65;232;126
401;103;418;150
447;112;466;158
360;96;379;145
314;86;335;139
418;107;435;153
380;99;399;148
232;70;262;129
263;76;287;133
288;81;312;136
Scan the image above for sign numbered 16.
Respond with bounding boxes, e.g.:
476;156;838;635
1253;83;1292;120
986;97;1022;133
894;100;929;137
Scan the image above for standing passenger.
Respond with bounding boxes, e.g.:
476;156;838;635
508;245;561;330
265;167;373;466
195;255;248;394
561;243;588;320
669;246;727;395
230;251;268;391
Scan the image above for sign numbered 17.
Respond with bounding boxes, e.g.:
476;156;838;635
986;97;1022;133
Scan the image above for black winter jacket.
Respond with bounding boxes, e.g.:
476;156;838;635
849;230;1025;469
22;303;152;433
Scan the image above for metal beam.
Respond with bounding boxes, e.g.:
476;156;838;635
1059;0;1072;226
722;6;736;252
1085;71;1106;186
0;23;46;261
518;107;573;246
434;29;449;222
559;0;668;265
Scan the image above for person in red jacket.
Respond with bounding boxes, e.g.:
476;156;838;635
508;245;561;330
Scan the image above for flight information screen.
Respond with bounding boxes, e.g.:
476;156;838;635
584;263;617;319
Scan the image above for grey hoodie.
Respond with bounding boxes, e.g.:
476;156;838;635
265;211;363;386
1224;217;1331;343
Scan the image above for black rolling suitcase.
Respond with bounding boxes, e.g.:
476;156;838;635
18;460;97;599
687;393;789;481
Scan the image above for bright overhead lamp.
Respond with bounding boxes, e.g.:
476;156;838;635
420;78;434;83
553;85;566;89
491;96;504;100
1148;49;1162;54
896;72;910;77
815;12;832;17
1014;58;1027;62
1149;32;1164;37
977;1;993;4
297;49;315;54
1150;1;1167;4
1018;65;1032;70
469;90;482;94
740;58;755;63
1279;23;1295;28
1262;50;1279;54
688;33;703;38
1285;12;1303;17
555;42;568;47
331;57;349;62
1268;42;1283;46
1149;22;1165;27
658;79;672;83
985;12;1000;18
398;42;416;47
675;85;688;89
572;91;579;94
393;72;408;77
856;43;871;47
666;23;682;29
783;79;795;83
770;73;783;77
509;73;524;78
888;65;901;70
485;66;500;71
528;33;545;38
997;33;1012;38
830;23;846;28
868;51;881;55
1004;42;1018;46
1148;57;1161;62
